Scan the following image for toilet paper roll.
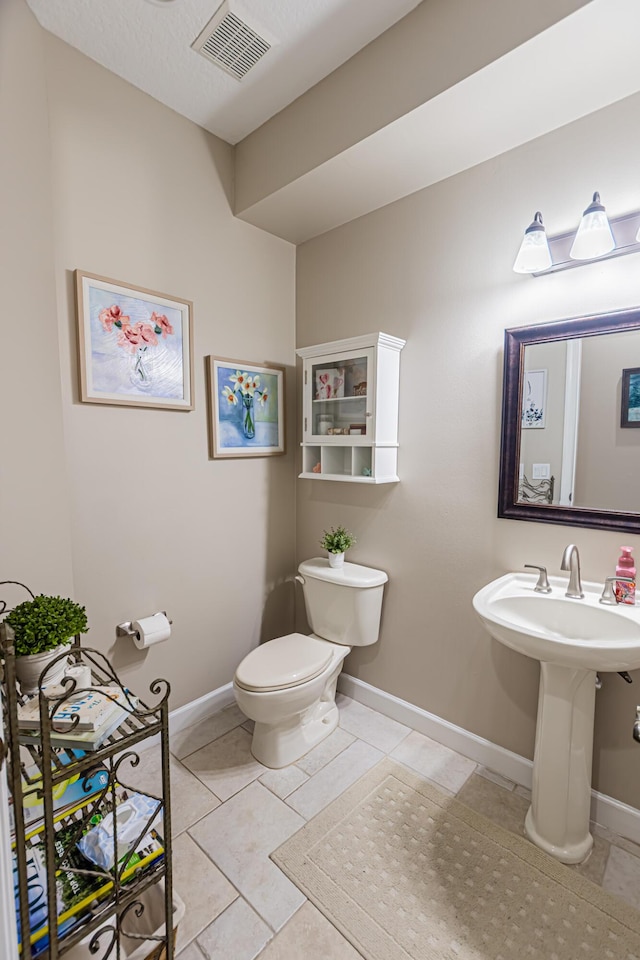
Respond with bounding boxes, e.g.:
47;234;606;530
132;613;171;650
64;663;92;699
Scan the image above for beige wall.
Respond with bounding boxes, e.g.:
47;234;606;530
43;35;297;709
296;91;640;808
1;1;297;711
0;0;75;599
575;331;640;511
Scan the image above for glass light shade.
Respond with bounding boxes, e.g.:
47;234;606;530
569;193;615;260
513;213;552;274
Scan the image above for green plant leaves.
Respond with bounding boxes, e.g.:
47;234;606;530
319;525;356;554
5;595;88;656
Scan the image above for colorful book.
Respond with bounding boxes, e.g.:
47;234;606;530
17;686;128;732
11;752;109;836
19;700;131;752
14;786;164;956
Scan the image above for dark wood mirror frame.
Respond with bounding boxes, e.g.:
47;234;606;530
498;305;640;533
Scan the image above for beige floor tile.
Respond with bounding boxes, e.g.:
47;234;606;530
336;694;410;752
456;773;528;835
183;726;266;802
197;899;272;960
569;832;610;886
593;821;640;860
391;730;476;793
189;781;306;931
171;704;247;760
514;784;532;802
119;748;220;836
476;766;516;791
242;719;255;733
256;901;362;960
296;726;355;776
603;844;640;908
177;941;206;959
259;764;309;800
173;832;238;952
286;739;383;820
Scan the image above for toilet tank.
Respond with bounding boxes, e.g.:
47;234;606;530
297;558;388;646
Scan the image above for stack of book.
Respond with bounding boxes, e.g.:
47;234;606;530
14;785;164;957
10;751;109;836
17;686;131;751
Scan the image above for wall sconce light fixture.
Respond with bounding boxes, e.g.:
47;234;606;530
514;192;640;276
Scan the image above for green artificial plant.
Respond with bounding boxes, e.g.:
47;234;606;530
319;525;356;555
5;594;89;656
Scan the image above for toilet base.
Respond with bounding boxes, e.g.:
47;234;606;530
251;698;339;768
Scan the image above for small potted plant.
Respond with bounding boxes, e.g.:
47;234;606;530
319;525;356;568
5;594;89;694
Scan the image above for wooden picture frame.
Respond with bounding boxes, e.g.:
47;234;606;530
621;367;640;428
75;270;194;410
208;356;286;458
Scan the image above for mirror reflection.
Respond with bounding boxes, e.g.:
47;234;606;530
519;331;640;513
498;307;640;533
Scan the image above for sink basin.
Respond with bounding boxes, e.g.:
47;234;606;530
473;570;640;865
473;572;640;671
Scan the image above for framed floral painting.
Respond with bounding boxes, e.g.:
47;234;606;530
75;271;194;410
208;356;286;458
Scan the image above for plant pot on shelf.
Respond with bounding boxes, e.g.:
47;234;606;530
15;643;72;695
328;551;345;569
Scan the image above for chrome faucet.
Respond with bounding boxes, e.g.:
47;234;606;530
560;544;584;599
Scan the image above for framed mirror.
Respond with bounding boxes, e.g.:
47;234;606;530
498;306;640;533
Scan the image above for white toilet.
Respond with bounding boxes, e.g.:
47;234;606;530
233;557;388;768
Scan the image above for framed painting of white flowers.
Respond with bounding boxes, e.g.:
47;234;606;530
208;356;286;458
75;270;194;410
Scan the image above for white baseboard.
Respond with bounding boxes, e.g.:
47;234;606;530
135;682;236;754
338;673;640;846
168;682;235;736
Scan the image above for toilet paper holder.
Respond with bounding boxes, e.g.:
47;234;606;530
116;612;172;640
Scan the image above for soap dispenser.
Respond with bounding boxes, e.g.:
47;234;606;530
616;546;636;605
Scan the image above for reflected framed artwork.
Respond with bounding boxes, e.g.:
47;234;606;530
75;271;194;410
521;368;547;429
208;356;286;458
621;367;640;427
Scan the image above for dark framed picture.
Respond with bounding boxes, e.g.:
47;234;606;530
621;367;640;428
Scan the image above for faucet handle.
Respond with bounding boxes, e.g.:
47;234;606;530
524;564;552;593
600;576;635;605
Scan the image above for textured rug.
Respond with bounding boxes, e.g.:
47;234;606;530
272;758;640;960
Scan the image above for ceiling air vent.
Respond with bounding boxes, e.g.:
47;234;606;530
193;2;272;81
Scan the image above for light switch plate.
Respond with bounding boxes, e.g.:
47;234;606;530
532;463;551;480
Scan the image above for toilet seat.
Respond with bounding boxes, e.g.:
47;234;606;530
234;633;334;692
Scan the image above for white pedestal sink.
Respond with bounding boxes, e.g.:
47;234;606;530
473;572;640;864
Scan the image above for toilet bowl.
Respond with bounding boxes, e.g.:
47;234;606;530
233;558;387;768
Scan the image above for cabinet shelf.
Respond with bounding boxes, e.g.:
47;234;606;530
1;625;175;960
296;333;405;484
311;396;366;403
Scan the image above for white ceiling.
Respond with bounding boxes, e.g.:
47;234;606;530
25;0;422;144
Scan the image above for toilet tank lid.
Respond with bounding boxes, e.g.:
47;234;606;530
298;558;388;588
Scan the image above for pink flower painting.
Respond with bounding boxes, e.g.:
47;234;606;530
100;303;174;385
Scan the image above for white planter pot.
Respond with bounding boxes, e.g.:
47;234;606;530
328;552;345;568
15;643;72;695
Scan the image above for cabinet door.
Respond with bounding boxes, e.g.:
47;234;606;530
304;349;374;441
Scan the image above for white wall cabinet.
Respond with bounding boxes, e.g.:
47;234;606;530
296;332;405;483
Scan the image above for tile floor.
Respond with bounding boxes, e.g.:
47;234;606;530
132;692;640;959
